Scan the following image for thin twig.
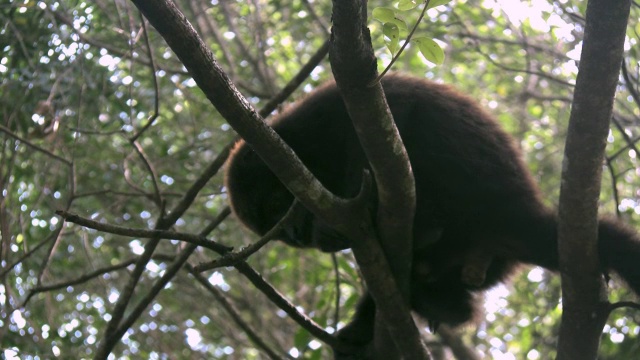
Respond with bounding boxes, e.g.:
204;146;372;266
130;11;160;142
194;201;302;271
0;224;62;279
23;258;139;306
331;253;341;329
234;261;346;351
188;265;292;360
0;124;72;166
604;157;622;217
375;0;432;83
109;208;231;351
130;140;163;208
608;300;640;312
95;17;330;356
55;210;232;253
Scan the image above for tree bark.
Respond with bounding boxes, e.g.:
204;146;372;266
556;0;630;359
330;0;426;359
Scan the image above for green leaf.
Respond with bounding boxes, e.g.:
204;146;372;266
391;18;408;31
396;0;418;11
372;7;397;23
294;327;311;349
383;23;400;54
343;292;361;312
308;347;324;360
426;0;453;9
413;36;445;65
372;7;408;31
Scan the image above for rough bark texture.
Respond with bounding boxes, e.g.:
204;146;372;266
330;0;424;359
557;0;631;358
130;0;365;237
126;0;368;356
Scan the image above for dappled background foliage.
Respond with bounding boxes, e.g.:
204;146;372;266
1;0;640;358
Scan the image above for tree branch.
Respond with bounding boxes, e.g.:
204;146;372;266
92;26;330;356
330;0;425;359
187;264;292;360
194;201;303;271
556;0;631;358
55;210;232;253
129;0;367;239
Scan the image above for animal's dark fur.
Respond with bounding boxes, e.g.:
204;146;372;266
225;74;640;349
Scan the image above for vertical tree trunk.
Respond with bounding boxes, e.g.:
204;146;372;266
556;0;630;359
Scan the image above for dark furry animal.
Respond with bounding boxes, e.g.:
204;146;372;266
225;74;640;349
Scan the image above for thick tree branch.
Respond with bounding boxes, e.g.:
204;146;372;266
90;31;329;356
130;0;367;241
125;1;418;358
556;0;631;358
330;0;424;359
94;123;233;358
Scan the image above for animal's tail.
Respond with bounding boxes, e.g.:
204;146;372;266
598;218;640;296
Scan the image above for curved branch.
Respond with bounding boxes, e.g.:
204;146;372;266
130;0;365;242
194;201;303;271
55;210;232;253
330;0;425;359
23;258;139;306
188;265;292;360
608;300;640;313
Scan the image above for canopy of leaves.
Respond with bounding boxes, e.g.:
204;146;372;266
1;0;639;359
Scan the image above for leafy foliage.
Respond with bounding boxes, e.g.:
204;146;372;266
371;1;448;65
